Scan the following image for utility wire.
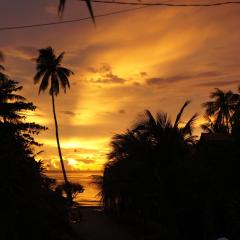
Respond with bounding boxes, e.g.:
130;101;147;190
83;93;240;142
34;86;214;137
0;1;240;31
0;6;149;31
81;0;240;6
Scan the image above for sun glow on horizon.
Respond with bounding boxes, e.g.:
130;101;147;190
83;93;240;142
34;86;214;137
2;1;240;172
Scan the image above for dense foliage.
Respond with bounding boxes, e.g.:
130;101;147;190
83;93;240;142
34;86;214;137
101;87;240;240
0;72;75;239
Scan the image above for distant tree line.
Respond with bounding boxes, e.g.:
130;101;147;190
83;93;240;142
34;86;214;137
99;87;240;240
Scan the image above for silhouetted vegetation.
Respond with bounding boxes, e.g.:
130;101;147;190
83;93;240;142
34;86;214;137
34;46;74;202
56;182;84;201
202;88;240;134
2;41;240;239
0;65;78;239
100;87;240;240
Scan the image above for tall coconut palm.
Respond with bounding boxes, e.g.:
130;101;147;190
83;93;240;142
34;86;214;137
202;88;237;133
34;47;74;201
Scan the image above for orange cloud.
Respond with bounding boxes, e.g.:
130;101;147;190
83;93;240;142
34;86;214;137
1;1;240;170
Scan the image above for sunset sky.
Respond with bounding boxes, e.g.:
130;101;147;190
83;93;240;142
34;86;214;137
1;0;240;171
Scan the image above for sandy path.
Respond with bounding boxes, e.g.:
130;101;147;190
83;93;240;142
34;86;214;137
72;207;135;240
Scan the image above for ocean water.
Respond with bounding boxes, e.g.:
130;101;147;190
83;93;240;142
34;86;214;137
46;170;102;206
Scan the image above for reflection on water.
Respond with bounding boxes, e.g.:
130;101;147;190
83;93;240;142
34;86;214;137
46;170;102;206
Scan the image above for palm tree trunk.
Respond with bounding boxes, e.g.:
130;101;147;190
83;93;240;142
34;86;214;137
51;92;72;202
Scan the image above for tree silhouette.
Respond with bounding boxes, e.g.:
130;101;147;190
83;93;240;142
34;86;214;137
202;87;240;134
34;47;74;202
134;100;198;145
202;88;237;133
98;90;240;239
102;101;197;219
0;75;73;240
0;76;46;146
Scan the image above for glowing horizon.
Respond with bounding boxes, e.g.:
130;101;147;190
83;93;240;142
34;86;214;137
1;0;240;170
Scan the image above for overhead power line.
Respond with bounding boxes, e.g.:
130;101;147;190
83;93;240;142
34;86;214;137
0;6;149;31
81;0;240;6
0;1;240;31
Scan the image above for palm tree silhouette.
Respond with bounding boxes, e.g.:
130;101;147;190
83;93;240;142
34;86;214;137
102;101;197;214
34;47;74;201
133;100;198;145
202;88;236;133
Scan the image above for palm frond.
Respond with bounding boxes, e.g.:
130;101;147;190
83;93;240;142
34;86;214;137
145;110;156;127
210;88;223;99
56;52;65;64
182;113;198;136
50;73;60;96
58;0;66;16
202;101;218;116
58;0;95;24
132;110;155;133
57;71;70;92
37;47;55;65
58;67;74;76
38;71;51;94
156;112;171;129
85;0;95;24
174;100;191;128
34;69;46;84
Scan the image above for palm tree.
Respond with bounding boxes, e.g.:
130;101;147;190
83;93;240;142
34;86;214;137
34;47;74;201
202;88;236;133
102;101;198;215
133;100;198;146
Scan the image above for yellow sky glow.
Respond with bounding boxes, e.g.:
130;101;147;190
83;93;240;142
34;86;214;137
1;1;240;170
